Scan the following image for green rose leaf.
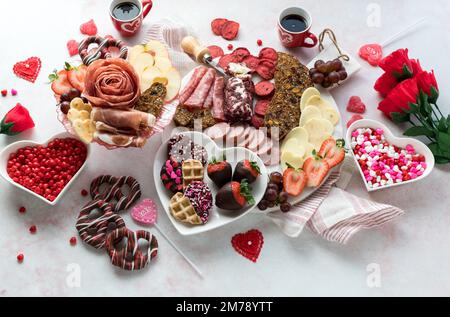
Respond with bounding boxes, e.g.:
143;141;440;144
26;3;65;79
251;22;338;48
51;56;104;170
391;112;410;123
404;126;435;138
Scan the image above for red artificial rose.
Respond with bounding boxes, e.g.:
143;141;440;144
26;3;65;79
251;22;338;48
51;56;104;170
379;48;413;75
378;77;419;119
410;59;423;76
374;72;399;97
0;103;35;135
416;70;438;96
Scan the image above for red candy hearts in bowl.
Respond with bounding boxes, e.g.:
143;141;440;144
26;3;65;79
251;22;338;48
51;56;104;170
346;119;434;192
0;132;90;205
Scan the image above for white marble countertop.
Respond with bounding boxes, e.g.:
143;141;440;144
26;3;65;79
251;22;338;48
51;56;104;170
0;0;449;297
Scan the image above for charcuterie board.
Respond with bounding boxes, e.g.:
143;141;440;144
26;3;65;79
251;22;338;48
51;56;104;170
166;57;343;214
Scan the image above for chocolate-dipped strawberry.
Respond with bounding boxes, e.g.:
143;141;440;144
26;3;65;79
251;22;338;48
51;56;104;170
207;156;232;188
215;179;255;211
232;160;261;184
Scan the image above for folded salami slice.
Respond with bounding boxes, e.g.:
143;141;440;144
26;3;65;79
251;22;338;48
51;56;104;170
211;76;225;121
179;66;208;104
91;107;155;135
203;82;214;109
184;69;216;110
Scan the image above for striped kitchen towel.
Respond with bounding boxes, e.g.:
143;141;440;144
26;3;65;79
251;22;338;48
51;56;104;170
267;156;405;243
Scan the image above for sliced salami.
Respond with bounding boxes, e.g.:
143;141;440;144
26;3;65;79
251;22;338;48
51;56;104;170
258;47;278;61
211;76;226;121
203;83;214;109
179;66;208;104
247;129;266;152
257;137;273;156
208;45;224;59
226;123;246;147
184;69;216;110
204;122;230;142
242;55;260;72
264;145;280;166
221;21;240;40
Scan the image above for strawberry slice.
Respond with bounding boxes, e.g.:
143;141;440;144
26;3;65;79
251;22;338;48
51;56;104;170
48;69;74;95
318;137;346;168
66;63;87;92
282;164;307;197
303;152;330;187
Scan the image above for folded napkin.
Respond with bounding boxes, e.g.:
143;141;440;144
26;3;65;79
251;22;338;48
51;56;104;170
144;18;197;77
266;156;405;243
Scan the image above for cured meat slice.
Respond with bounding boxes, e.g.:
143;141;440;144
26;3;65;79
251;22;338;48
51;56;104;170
184;69;216;110
91;108;155;134
179;66;208;104
204;122;230;142
257;137;273;156
237;125;253;147
207;45;224;59
221;21;240;40
203;83;215;109
247;129;266;152
94;132;148;148
224;76;253;123
211;18;228;36
226;123;246;147
264;145;280;166
211;76;225;121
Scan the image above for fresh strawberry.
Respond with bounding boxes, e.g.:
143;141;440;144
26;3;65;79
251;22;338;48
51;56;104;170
207;156;232;188
303;152;330;187
66;62;87;92
216;180;255;211
318;137;346;168
233;159;261;184
48;69;74;95
282;164;307;197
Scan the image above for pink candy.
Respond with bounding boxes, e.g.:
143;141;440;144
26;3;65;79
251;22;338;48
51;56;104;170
351;128;426;189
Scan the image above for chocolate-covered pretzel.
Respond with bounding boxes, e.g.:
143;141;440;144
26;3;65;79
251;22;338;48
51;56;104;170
89;175;141;213
78;36;128;65
76;200;126;249
105;227;158;271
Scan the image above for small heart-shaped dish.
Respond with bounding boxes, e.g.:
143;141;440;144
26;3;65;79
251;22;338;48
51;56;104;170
346;119;434;192
0;132;90;205
154;131;268;236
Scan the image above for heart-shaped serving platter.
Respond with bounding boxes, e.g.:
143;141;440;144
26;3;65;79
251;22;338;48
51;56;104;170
0;132;90;206
153;131;268;236
346;119;435;192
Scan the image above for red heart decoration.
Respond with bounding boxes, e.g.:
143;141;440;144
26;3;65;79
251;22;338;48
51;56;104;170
13;57;42;83
347;96;366;114
359;44;383;67
231;229;264;262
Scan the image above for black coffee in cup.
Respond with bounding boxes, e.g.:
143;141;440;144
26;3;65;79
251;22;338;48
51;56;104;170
280;14;308;32
112;1;140;20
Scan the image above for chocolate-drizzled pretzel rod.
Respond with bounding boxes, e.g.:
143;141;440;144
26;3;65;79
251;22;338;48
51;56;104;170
76;200;126;249
89;175;141;213
78;36;128;66
105;227;158;271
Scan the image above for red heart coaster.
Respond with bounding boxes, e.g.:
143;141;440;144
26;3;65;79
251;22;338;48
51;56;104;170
359;44;383;67
13;57;42;83
231;229;264;263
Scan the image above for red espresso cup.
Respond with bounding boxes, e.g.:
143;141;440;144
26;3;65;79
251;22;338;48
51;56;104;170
109;0;153;37
277;7;318;48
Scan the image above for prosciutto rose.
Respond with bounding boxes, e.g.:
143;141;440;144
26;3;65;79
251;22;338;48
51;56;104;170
83;58;140;109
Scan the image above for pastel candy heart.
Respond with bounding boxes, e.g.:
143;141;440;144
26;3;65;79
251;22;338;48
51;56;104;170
231;229;264;263
131;199;158;225
359;44;383;67
13;57;42;83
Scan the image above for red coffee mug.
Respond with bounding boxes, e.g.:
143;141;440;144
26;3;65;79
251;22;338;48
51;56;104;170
109;0;153;37
277;7;318;49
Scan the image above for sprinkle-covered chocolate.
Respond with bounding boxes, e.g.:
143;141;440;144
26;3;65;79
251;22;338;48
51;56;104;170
184;181;213;224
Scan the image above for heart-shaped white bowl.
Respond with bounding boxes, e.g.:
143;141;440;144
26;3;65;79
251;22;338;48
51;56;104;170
346;119;435;192
154;131;268;236
0;132;90;206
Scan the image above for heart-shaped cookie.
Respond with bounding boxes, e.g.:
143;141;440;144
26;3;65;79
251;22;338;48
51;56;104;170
13;57;42;83
346;119;435;192
359;44;383;67
0;132;90;205
231;229;264;262
131;199;158;226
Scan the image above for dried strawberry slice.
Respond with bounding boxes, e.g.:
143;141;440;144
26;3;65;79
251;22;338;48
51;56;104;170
207;45;224;59
211;18;228;36
218;54;239;70
231;47;251;62
256;64;275;80
221;21;240;40
254;100;271;116
258;47;278;61
242;55;260;72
